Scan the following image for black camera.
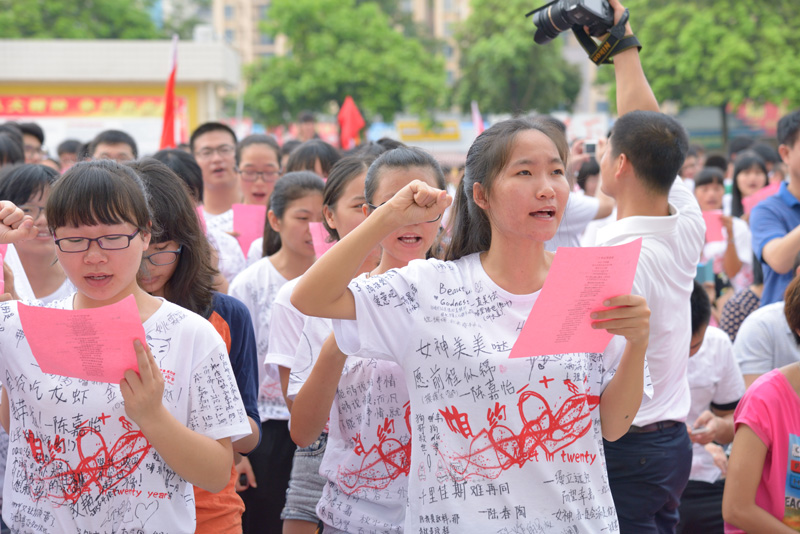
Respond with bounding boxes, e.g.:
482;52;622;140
529;0;614;45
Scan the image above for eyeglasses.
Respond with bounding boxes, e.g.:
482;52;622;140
20;205;46;219
195;145;235;159
54;229;141;253
366;202;442;223
144;245;183;266
239;169;280;183
24;145;44;156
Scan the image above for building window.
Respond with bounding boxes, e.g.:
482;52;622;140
224;5;234;19
442;44;453;58
259;33;274;45
258;5;269;19
225;29;235;43
446;70;454;85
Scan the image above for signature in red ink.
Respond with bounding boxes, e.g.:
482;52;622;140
437;380;600;482
338;402;412;495
24;418;151;504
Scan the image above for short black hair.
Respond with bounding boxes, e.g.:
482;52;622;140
690;280;711;335
778;110;800;149
285;140;341;178
190;122;237;154
731;151;768;217
704;154;727;173
152;149;204;203
576;158;600;191
298;111;315;123
728;135;755;159
89;130;138;159
751;142;781;164
236;134;280;166
610;111;689;195
0;164;58;205
0;133;24;166
57;139;82;157
18;122;44;145
0;123;23;147
693;166;725;189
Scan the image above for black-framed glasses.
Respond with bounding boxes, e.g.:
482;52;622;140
195;145;235;159
144;245;183;266
239;169;280;183
20;205;46;219
366;202;442;223
54;229;141;253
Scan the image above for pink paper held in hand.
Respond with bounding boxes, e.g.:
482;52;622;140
18;294;145;383
702;210;724;243
309;222;335;257
509;238;643;359
232;203;267;255
742;181;781;215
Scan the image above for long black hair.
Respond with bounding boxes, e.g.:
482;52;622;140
126;158;218;317
261;171;325;257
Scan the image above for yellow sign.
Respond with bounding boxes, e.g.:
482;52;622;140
397;120;461;142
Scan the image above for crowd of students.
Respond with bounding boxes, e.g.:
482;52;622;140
0;1;799;533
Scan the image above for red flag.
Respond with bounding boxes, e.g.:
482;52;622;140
337;96;365;150
159;35;178;150
471;100;485;136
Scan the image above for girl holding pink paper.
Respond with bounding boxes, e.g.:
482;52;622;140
0;159;251;534
694;167;754;296
228;172;324;533
291;118;651;534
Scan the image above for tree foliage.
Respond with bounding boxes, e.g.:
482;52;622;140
0;0;160;39
454;0;582;115
601;0;800;108
244;0;447;125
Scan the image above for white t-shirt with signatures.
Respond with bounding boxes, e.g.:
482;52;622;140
0;297;250;534
229;257;291;421
333;253;641;534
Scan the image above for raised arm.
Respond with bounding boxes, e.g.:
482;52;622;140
291;180;450;320
609;0;659;115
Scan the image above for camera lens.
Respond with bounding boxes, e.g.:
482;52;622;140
533;2;573;45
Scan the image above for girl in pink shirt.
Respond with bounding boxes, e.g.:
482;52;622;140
723;275;800;532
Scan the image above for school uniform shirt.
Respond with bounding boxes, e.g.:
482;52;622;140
726;369;800;532
596;177;705;426
686;326;745;483
701;216;753;293
733;301;800;377
4;244;76;304
333;254;642;534
266;278;306;391
545;193;599;251
229;257;290;422
206;228;246;284
0;297;250;534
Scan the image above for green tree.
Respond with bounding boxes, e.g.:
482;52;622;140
244;0;447;125
0;0;160;39
162;0;212;40
454;0;582;114
600;1;800;111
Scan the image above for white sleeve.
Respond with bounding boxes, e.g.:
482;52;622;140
732;217;753;265
265;285;306;369
711;330;746;407
332;268;423;364
599;335;653;398
670;176;705;245
188;342;252;442
733;312;776;376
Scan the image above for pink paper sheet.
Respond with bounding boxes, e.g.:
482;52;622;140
196;206;207;234
232;203;267;255
18;294;145;383
0;252;4;294
742;181;781;215
509;238;643;358
702;210;724;243
309;222;335;257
